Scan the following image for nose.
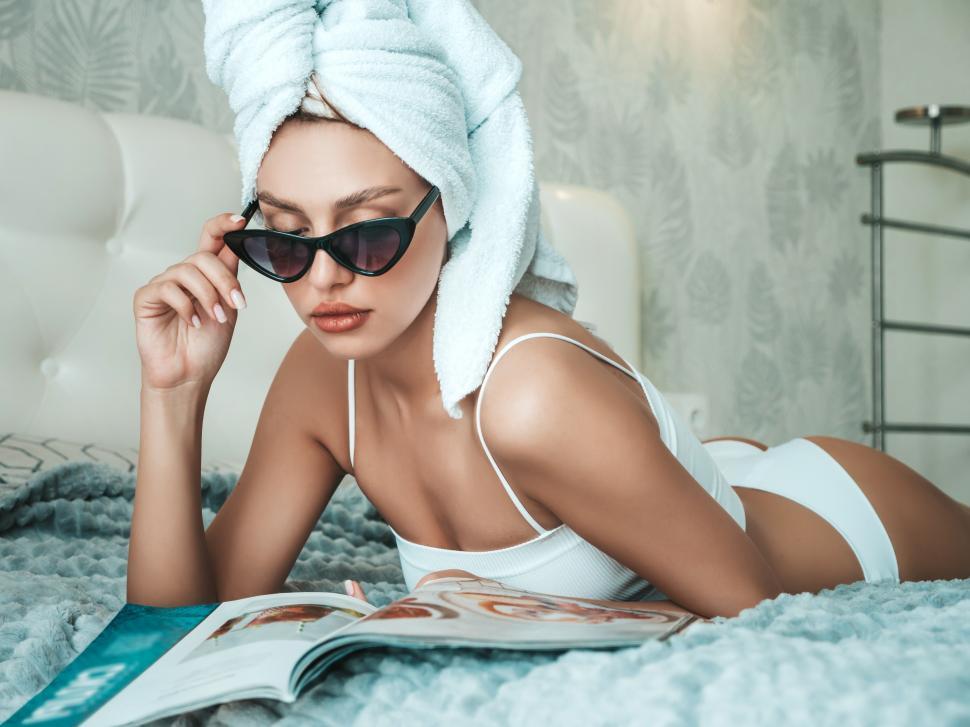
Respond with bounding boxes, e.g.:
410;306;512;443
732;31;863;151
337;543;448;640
303;244;354;288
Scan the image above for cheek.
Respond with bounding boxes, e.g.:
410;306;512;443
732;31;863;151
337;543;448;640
385;232;444;291
371;235;443;315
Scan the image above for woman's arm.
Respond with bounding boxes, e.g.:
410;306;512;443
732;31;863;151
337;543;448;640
202;339;346;602
477;337;784;620
128;331;345;606
128;384;219;606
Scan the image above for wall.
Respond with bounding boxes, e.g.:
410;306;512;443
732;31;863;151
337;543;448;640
878;0;970;502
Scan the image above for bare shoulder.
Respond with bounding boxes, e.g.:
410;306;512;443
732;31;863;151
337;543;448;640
489;293;606;366
478;294;659;457
274;328;350;466
476;302;683;580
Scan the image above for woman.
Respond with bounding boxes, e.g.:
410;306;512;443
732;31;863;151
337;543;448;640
128;105;970;620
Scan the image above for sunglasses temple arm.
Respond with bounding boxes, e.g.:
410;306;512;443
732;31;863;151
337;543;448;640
241;198;259;223
411;187;440;222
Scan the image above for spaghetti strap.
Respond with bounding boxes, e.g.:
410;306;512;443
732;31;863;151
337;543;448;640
474;331;651;536
348;359;356;470
347;333;654;533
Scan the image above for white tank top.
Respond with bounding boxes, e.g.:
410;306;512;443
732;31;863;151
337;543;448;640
348;331;747;601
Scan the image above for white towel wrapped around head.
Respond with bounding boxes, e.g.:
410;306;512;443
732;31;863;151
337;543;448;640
202;0;579;419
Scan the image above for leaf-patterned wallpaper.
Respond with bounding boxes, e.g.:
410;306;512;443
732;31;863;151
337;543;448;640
0;1;233;129
0;0;881;446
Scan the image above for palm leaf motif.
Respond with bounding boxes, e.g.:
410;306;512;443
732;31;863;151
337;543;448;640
646;45;690;114
137;36;199;122
132;0;204;123
776;0;825;60
587;97;650;194
571;0;616;48
827;246;865;308
536;143;587;186
797;1;826;59
733;7;778;96
802;147;848;211
643;141;693;270
543;48;588;144
710;90;758;169
782;309;829;387
34;0;134;110
0;59;26;90
747;260;781;344
0;0;33;41
686;250;732;325
642;287;675;359
766;141;802;251
734;348;783;439
826;11;864;133
830;329;867;439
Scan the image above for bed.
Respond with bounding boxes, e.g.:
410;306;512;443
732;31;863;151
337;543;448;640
2;89;969;726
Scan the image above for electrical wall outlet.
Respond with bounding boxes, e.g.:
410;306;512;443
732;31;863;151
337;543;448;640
662;392;710;439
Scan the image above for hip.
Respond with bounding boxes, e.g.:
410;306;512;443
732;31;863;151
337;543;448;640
705;437;873;593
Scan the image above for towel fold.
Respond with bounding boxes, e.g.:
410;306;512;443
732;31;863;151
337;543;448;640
202;0;579;419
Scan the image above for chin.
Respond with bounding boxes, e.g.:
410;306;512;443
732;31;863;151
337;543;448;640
305;317;380;357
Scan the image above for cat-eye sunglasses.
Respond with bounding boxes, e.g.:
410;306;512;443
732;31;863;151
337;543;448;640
223;185;440;281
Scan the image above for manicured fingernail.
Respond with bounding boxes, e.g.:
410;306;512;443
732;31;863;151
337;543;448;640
230;214;244;223
191;314;201;329
214;303;227;323
344;580;354;596
230;289;246;309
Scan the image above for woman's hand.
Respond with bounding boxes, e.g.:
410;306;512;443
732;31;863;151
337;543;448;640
414;569;481;589
344;571;479;603
133;213;248;393
344;579;369;603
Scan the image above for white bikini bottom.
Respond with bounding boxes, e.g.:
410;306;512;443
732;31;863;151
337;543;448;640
703;437;900;584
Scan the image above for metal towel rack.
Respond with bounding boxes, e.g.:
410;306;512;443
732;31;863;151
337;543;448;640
856;104;970;451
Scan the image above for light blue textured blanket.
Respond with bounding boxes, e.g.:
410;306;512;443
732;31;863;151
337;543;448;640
1;460;969;726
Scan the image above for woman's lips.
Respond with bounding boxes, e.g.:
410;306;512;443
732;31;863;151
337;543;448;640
312;310;370;333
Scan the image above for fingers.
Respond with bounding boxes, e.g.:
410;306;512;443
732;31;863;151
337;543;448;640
141;279;202;330
414;569;479;589
166;251;247;322
138;248;247;330
186;257;240;319
160;262;227;324
198;212;248;277
344;579;368;602
134;211;250;331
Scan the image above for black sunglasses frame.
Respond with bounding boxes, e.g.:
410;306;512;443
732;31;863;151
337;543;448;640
224;185;441;281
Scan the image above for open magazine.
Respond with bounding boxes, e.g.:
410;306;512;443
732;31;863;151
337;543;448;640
6;576;705;727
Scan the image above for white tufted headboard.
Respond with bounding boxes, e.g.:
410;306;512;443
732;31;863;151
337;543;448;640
0;90;642;471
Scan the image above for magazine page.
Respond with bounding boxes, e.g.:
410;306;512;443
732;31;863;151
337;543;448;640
84;591;375;727
318;576;698;652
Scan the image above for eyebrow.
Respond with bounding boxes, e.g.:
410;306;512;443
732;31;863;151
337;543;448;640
256;185;404;214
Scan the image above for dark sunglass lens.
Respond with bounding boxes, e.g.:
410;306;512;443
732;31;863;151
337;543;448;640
244;235;310;278
333;226;401;272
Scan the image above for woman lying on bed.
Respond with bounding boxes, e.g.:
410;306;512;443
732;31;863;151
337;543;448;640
127;108;970;621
